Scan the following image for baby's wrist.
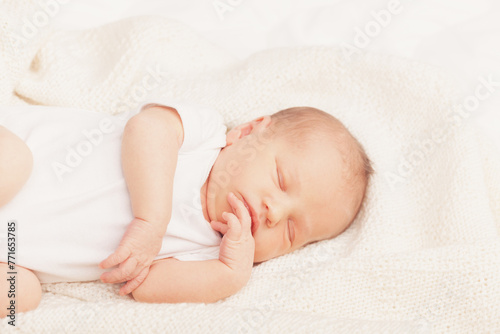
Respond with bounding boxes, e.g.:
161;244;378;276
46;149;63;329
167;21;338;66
222;261;252;290
222;260;252;284
133;216;167;238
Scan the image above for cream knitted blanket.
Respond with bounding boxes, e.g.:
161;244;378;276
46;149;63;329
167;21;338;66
1;1;500;333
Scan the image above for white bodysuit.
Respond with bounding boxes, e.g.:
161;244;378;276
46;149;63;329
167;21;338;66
0;98;226;283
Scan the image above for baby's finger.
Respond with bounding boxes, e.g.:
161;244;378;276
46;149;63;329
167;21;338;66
100;257;138;284
119;266;150;296
227;193;251;233
210;220;229;235
99;246;131;270
227;193;250;219
223;211;242;241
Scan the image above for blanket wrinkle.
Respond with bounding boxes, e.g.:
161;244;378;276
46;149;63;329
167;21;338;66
1;1;499;333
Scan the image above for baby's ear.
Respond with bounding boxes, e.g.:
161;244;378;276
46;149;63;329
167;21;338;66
226;116;271;146
226;122;252;146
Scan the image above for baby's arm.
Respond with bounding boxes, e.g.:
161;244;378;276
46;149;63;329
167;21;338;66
120;105;183;234
99;105;184;295
132;192;255;303
132;258;246;303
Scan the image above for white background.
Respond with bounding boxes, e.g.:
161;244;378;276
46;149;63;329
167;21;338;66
49;0;500;152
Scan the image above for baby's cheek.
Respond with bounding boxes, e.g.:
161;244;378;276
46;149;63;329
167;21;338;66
252;238;266;262
252;235;281;263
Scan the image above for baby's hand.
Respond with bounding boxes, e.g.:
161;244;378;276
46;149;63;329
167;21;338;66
99;217;163;296
210;192;255;280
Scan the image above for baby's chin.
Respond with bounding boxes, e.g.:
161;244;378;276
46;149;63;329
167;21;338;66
214;191;234;220
204;189;222;222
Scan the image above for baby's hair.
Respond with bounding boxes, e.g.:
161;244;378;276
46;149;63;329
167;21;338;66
268;106;374;238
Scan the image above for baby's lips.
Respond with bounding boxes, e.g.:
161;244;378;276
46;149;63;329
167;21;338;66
239;197;257;234
241;198;251;213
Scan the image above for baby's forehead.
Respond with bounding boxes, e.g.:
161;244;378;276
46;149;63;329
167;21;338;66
276;130;342;162
278;137;344;190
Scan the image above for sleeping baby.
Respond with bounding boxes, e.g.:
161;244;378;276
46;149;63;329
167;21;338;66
0;97;373;316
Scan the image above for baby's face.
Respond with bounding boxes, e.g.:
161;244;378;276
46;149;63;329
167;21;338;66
201;116;352;263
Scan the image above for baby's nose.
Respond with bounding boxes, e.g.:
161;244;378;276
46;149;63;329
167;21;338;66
264;201;284;228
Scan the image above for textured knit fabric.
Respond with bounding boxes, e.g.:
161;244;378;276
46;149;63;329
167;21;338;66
0;1;499;333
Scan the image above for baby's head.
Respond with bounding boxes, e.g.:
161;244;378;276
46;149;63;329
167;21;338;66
203;106;374;263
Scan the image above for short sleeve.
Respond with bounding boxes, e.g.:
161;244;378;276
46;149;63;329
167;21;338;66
135;96;227;153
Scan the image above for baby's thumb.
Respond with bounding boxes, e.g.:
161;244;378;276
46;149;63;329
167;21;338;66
99;247;129;269
210;220;228;235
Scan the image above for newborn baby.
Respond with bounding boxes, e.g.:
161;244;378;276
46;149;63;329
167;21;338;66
0;99;373;316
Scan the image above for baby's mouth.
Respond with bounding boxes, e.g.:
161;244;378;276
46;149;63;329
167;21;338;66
240;195;257;236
